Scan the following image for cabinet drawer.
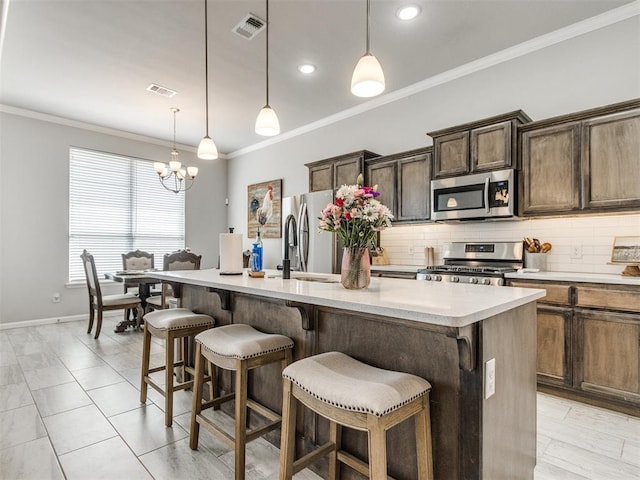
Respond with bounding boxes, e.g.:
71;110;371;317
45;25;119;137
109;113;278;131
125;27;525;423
576;286;640;313
509;282;571;306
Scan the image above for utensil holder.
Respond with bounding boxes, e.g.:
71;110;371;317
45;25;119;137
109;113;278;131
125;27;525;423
525;252;547;271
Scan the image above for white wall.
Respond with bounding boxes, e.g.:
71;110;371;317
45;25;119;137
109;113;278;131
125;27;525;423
227;17;640;270
0;111;227;325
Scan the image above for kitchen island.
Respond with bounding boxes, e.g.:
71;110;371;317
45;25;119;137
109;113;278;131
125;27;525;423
150;269;545;480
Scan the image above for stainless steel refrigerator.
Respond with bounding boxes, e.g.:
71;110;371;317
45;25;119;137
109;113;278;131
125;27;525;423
281;190;338;274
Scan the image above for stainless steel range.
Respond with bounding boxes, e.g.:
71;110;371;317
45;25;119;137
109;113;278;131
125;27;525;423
417;241;523;286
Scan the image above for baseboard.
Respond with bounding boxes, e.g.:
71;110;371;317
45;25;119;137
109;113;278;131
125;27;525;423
0;311;120;331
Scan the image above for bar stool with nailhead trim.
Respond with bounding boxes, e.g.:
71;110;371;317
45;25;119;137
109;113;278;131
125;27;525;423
140;308;215;427
190;323;294;480
279;351;434;480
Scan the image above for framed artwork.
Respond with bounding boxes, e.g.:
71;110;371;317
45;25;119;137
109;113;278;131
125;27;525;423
610;236;640;276
247;179;282;238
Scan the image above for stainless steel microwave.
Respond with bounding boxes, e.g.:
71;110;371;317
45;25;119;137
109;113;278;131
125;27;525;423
430;169;516;221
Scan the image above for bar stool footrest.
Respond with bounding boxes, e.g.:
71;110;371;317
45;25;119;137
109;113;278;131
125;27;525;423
292;441;335;475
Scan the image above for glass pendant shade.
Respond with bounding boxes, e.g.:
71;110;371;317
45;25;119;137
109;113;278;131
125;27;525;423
351;53;385;97
255;105;280;136
197;135;218;160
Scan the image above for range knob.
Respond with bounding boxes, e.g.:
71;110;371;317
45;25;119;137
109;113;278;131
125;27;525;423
481;278;491;285
434;274;442;282
496;278;504;286
451;275;459;283
424;274;432;281
469;277;478;284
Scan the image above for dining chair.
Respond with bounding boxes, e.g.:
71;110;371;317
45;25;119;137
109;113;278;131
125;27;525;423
121;249;155;293
80;249;144;339
146;249;202;311
121;250;156;321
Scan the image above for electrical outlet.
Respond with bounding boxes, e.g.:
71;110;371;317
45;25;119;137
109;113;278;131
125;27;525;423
52;293;61;304
485;358;496;399
571;245;583;260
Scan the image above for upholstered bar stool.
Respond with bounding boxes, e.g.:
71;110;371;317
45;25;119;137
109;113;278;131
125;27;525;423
140;308;214;427
279;351;434;480
190;324;294;480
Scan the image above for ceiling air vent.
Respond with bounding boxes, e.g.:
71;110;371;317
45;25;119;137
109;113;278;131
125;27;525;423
146;83;177;98
233;13;265;40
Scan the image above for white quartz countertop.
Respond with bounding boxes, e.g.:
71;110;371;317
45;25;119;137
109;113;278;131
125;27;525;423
370;264;420;273
505;270;640;286
150;269;544;328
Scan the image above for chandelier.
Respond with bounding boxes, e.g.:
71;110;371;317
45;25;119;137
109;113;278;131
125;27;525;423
153;107;199;193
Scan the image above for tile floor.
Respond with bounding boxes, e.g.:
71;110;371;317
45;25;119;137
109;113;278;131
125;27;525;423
1;317;639;479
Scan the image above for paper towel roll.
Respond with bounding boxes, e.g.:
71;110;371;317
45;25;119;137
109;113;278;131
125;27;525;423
219;233;243;275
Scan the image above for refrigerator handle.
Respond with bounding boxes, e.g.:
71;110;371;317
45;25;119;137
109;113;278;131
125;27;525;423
298;202;308;272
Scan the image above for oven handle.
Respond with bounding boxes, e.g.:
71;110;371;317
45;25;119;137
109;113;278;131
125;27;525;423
484;177;490;213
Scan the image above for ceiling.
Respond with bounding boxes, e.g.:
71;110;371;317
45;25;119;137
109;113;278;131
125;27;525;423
0;0;633;156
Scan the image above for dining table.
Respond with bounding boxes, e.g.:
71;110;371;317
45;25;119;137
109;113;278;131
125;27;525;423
104;270;160;332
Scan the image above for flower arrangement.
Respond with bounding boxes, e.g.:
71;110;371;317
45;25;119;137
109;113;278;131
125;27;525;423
318;174;393;248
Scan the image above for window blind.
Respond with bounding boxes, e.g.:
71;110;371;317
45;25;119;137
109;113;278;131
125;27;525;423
69;148;185;282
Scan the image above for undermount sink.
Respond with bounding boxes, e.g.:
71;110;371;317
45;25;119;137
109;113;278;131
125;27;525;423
294;275;339;283
266;273;338;283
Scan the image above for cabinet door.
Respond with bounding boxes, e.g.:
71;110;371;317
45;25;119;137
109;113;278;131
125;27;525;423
433;131;469;178
470;121;511;172
521;122;581;215
366;160;397;218
334;156;363;189
397;152;431;221
575;309;640;401
309;164;333;192
537;306;572;386
582;109;640;209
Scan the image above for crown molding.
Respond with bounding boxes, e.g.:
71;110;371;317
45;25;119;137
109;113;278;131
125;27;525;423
227;1;639;159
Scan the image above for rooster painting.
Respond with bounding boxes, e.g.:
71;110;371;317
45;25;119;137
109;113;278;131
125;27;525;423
256;184;273;225
247;179;281;238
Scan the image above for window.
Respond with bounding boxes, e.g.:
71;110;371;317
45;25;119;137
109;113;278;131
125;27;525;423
69;147;185;282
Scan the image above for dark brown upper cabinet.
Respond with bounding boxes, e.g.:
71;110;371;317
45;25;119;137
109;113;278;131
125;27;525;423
428;110;531;178
306;150;379;192
519;98;640;216
365;147;432;223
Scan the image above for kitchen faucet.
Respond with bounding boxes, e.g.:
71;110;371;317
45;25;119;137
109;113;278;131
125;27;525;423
282;214;297;279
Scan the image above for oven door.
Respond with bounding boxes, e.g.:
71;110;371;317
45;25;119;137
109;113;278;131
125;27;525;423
430;169;515;221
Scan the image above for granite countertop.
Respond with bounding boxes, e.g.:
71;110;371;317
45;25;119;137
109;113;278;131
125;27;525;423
505;270;640;286
150;268;544;328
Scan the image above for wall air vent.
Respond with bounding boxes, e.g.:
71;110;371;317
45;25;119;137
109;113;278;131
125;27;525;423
232;13;265;40
146;83;177;98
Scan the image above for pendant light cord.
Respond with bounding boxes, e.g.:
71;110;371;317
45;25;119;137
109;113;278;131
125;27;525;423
365;0;370;54
203;0;210;136
265;0;270;107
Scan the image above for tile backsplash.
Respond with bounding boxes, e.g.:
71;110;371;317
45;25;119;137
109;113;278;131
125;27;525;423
380;213;640;274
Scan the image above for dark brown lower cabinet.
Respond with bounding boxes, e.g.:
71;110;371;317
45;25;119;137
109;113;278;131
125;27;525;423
537;305;572;386
575;309;640;403
508;278;640;416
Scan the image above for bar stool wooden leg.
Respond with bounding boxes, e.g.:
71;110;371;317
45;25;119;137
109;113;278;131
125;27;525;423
367;417;388;480
140;323;151;403
190;342;204;450
235;360;249;480
207;360;215;404
165;332;175;427
328;421;341;480
415;395;434;480
279;378;297;480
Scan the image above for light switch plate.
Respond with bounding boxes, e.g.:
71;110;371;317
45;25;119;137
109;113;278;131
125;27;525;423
485;358;496;399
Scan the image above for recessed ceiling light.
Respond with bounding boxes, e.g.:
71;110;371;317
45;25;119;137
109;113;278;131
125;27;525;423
396;5;421;21
298;64;316;74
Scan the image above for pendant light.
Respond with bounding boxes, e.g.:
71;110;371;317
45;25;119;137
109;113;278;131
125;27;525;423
351;0;385;98
255;0;280;136
197;0;219;159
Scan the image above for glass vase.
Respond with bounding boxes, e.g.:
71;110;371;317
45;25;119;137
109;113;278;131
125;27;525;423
340;247;371;289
